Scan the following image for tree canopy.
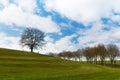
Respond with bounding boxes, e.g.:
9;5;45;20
20;27;45;52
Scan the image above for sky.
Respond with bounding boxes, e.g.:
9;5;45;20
0;0;120;53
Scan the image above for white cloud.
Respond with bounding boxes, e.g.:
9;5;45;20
44;36;54;42
111;14;120;23
78;21;120;47
0;1;60;33
42;34;81;53
13;0;37;13
43;0;120;25
0;0;9;7
0;32;21;50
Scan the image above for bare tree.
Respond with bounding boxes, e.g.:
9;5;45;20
20;28;45;52
47;52;57;57
58;51;67;59
92;46;99;64
83;47;95;63
97;44;107;65
74;49;83;61
62;51;73;60
107;44;119;65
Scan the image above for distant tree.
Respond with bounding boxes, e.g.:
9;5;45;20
58;51;67;59
97;44;107;65
83;47;94;63
107;44;119;65
20;27;45;52
83;46;99;64
47;52;56;57
74;49;83;61
73;51;79;61
83;47;90;62
58;51;74;60
92;46;99;64
64;51;73;60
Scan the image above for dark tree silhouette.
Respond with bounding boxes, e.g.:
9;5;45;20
74;49;83;61
20;27;45;52
97;44;107;65
107;44;119;65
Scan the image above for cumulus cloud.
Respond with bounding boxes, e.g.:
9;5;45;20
0;1;60;33
0;32;21;50
44;36;54;42
111;15;120;24
13;0;37;13
0;0;9;7
43;0;120;25
78;21;120;47
42;34;81;53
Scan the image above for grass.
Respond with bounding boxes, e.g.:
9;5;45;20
0;48;120;80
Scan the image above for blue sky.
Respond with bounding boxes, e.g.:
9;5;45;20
0;0;120;53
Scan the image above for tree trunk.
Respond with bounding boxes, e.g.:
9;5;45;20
79;57;81;62
114;60;116;66
31;47;33;52
110;60;113;66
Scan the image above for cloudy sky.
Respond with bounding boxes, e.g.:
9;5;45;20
0;0;120;53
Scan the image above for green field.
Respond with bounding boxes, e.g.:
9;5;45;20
0;48;120;80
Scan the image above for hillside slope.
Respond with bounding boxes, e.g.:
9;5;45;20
0;48;120;80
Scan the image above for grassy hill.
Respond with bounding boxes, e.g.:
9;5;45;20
0;48;120;80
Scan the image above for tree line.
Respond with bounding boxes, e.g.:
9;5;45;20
48;44;120;66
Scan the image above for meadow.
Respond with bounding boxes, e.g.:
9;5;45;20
0;48;120;80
